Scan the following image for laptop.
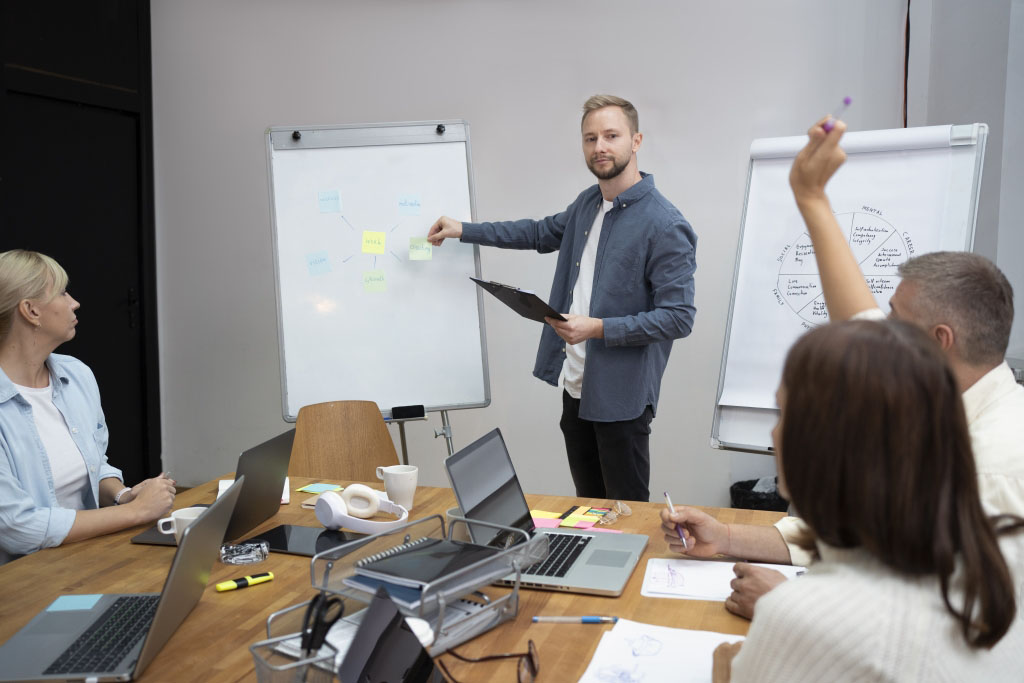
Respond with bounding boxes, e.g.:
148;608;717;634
0;477;245;682
444;428;648;596
131;429;294;546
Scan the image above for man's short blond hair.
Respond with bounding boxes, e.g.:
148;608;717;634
0;250;68;342
582;95;639;135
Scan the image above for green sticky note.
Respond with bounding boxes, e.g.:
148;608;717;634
408;237;432;261
363;270;386;293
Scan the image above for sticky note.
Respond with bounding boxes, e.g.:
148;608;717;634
306;251;331;276
530;510;562;519
48;595;102;611
398;194;421;216
362;231;386;254
560;515;587;528
318;190;341;213
363;270;386;293
575;520;596;529
297;482;343;494
532;517;561;528
588;527;623;534
408;238;432;261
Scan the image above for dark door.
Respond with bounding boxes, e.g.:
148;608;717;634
1;1;159;484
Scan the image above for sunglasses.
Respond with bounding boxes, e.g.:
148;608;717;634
437;639;539;683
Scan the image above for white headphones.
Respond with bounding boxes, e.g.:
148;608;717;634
314;484;409;534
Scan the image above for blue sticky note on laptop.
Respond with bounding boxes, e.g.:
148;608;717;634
47;595;102;611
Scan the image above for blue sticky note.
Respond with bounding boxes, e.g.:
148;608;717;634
48;595;102;611
297;482;343;494
306;251;331;277
318;190;341;213
398;194;421;216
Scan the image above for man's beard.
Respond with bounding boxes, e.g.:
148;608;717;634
587;153;629;180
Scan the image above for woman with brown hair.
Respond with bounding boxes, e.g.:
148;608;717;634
714;319;1024;681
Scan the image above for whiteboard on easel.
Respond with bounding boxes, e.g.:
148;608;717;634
266;120;490;421
712;124;987;453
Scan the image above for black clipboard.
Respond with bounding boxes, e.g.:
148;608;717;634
470;277;567;323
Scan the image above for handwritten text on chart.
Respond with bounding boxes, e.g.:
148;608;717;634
398;194;421;216
318;190;341;213
363;270;386;293
306;251;331;276
362;231;386;254
409;238;432;261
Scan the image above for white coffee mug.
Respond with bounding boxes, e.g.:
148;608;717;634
157;506;205;544
375;464;418;511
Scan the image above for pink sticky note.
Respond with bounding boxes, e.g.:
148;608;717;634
574;520;596;529
532;517;561;528
588;527;623;533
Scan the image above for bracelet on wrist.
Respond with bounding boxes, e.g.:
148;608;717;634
114;486;133;505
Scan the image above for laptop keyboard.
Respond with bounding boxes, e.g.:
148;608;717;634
525;533;593;577
44;595;160;675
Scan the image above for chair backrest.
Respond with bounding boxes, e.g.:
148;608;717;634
290;400;400;481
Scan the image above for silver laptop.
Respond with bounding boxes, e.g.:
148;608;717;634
0;477;244;682
131;429;293;546
444;428;648;596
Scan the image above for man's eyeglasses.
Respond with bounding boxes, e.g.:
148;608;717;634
437;639;539;683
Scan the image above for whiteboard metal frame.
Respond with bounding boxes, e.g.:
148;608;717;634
711;123;987;454
264;120;490;422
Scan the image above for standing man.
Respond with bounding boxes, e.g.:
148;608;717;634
428;95;696;502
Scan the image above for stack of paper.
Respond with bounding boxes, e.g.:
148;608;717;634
641;557;805;601
578;619;743;683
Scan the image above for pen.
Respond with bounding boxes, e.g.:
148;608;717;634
823;96;852;132
216;572;274;592
663;492;688;549
532;616;618;624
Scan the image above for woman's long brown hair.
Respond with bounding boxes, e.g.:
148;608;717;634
780;319;1022;648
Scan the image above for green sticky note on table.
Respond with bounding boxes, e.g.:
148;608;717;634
296;482;343;494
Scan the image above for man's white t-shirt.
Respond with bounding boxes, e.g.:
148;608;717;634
560;198;614;398
14;382;88;510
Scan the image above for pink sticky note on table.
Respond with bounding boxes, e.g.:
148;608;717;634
588;527;623;533
574;520;596;529
533;517;561;528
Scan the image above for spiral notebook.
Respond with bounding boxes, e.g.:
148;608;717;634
352;537;500;589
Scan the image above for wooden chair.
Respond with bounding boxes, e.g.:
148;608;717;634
290;400;399;481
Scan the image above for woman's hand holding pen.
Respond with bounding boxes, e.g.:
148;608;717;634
660;505;730;558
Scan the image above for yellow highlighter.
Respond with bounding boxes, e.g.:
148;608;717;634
216;572;274;592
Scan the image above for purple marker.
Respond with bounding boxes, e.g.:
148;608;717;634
823;96;852;132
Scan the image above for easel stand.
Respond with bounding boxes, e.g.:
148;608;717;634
385;409;455;465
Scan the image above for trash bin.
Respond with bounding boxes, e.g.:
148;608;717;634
729;477;788;512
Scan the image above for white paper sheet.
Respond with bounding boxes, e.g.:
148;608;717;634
640;558;805;601
578;619;744;683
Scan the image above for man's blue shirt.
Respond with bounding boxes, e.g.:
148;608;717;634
461;173;696;421
0;354;121;562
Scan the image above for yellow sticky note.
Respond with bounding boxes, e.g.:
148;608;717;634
363;270;386;293
362;231;386;254
560;515;586;527
408;237;432;261
530;510;562;519
580;514;601;523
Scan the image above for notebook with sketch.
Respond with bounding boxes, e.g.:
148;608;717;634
0;477;244;682
131;429;293;546
444;428;648;596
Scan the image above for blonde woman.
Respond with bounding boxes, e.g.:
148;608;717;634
0;250;174;564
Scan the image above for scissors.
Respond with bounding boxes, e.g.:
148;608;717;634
300;592;345;657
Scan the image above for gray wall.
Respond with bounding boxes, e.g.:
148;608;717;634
153;1;940;503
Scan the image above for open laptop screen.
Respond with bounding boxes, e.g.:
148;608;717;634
445;429;534;546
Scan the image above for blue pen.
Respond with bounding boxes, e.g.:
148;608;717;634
663;491;689;549
532;616;617;624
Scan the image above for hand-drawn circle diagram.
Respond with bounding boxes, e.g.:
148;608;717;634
775;209;915;326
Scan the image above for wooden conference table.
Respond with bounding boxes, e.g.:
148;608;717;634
0;477;785;681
